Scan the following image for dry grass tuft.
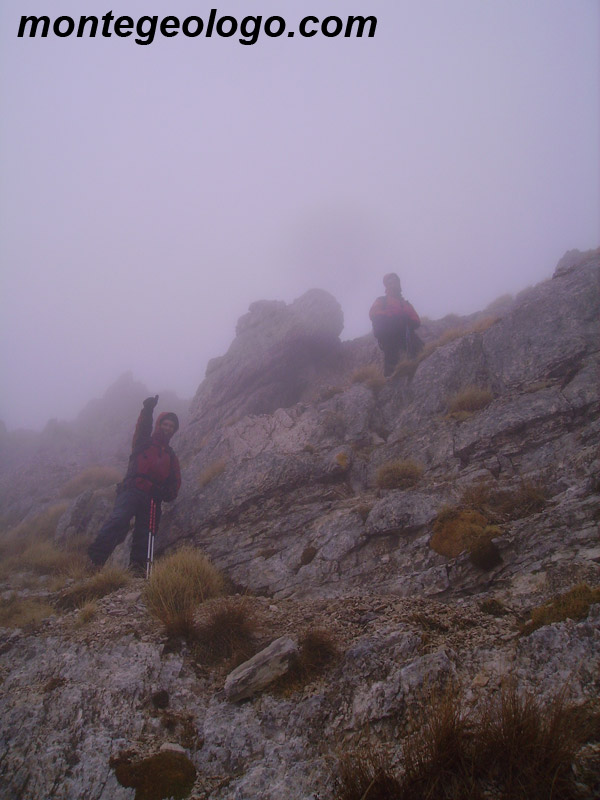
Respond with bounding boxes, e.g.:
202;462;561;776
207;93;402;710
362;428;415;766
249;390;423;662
430;506;501;565
0;595;55;628
143;546;224;637
475;684;589;800
446;386;493;418
335;451;350;470
0;503;92;581
273;628;339;695
75;601;98;627
351;365;386;392
460;479;546;522
469;315;500;334
337;746;403;800
334;685;592;800
192;596;258;666
522;583;600;635
56;566;130;610
376;460;423;490
198;459;227;489
60;466;123;498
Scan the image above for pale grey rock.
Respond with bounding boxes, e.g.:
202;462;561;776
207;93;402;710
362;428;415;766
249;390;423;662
184;289;344;455
224;636;299;702
366;491;440;536
54;487;113;544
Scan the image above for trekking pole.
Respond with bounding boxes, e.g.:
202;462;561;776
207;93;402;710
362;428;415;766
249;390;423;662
146;498;156;579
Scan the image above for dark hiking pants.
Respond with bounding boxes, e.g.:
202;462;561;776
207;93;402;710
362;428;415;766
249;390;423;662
88;487;161;569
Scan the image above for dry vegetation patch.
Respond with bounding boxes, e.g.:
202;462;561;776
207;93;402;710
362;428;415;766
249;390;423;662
60;466;123;498
143;546;224;637
0;503;91;581
56;566;130;610
460;479;547;522
351;365;386;392
335;685;594;800
430;507;501;566
376;460;423;490
272;628;339;695
446;386;493;419
192;596;258;666
521;583;600;635
0;595;55;628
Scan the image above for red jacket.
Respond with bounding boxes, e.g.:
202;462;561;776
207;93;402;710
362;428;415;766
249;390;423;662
369;295;421;327
124;407;181;501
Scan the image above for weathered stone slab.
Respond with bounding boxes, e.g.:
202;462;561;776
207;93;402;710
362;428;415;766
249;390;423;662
224;636;299;702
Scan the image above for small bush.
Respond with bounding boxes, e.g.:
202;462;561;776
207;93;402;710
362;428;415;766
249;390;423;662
193;596;258;665
198;459;226;488
0;595;55;628
60;466;123;498
446;386;493;418
351;365;386;392
430;506;501;565
522;583;600;635
143;546;224;637
57;566;130;610
376;460;423;490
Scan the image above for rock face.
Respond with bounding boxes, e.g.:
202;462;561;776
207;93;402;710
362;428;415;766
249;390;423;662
0;249;599;800
184;289;344;455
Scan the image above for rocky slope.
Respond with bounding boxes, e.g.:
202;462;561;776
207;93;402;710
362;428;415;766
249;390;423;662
0;249;599;800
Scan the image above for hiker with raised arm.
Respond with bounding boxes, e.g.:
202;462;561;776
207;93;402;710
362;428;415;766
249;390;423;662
369;272;422;377
88;395;181;576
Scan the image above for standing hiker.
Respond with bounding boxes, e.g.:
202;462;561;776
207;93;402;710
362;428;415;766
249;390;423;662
369;272;422;377
88;395;181;575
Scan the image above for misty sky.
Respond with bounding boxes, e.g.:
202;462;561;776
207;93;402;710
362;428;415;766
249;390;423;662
1;0;599;431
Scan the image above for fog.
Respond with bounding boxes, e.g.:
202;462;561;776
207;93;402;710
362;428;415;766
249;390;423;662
1;0;598;431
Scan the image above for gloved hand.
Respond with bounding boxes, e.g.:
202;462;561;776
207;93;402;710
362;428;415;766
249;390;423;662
143;395;159;410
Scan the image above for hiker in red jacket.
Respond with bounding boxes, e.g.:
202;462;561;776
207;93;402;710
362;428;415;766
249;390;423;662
369;273;422;377
88;395;181;574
